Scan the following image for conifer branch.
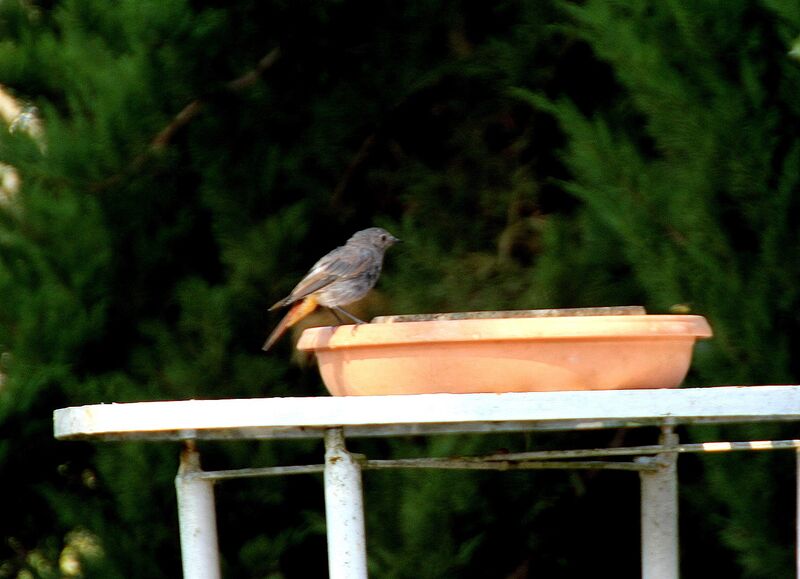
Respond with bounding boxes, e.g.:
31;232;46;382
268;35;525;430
94;47;281;190
151;47;281;150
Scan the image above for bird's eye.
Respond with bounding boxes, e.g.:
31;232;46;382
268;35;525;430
380;234;387;241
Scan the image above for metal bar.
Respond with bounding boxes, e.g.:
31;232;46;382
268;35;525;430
639;426;679;579
193;464;326;481
187;438;800;482
175;442;221;579
797;447;800;579
363;458;655;472
193;459;653;482
324;428;368;579
480;438;800;462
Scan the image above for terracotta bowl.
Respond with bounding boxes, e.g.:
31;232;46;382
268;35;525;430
296;314;713;396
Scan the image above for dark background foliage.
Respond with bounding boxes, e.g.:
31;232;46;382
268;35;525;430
1;0;799;577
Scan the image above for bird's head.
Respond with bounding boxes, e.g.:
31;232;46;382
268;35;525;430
350;227;401;250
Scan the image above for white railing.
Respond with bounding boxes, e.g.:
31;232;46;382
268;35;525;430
54;385;800;578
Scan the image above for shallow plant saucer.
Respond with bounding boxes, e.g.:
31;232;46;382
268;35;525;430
296;307;713;396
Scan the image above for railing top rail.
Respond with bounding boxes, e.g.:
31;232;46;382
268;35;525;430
53;385;800;442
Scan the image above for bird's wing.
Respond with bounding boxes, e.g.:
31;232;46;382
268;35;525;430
270;246;374;309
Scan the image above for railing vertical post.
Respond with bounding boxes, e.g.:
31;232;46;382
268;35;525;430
638;425;679;579
175;441;221;579
324;427;368;579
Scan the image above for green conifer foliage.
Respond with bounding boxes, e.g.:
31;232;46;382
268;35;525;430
511;1;800;575
1;0;799;577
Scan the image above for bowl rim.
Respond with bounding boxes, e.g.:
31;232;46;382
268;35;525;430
296;314;713;351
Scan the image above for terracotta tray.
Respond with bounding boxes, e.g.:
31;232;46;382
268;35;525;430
296;308;712;396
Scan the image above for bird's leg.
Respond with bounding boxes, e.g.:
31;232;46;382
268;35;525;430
330;306;367;325
329;308;345;324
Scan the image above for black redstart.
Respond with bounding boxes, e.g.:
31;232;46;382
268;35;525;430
262;227;400;351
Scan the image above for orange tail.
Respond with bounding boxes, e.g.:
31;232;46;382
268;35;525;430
262;296;319;351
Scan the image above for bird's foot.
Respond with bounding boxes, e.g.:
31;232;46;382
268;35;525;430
331;306;366;325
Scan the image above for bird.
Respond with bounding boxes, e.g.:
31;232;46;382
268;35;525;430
262;227;400;351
